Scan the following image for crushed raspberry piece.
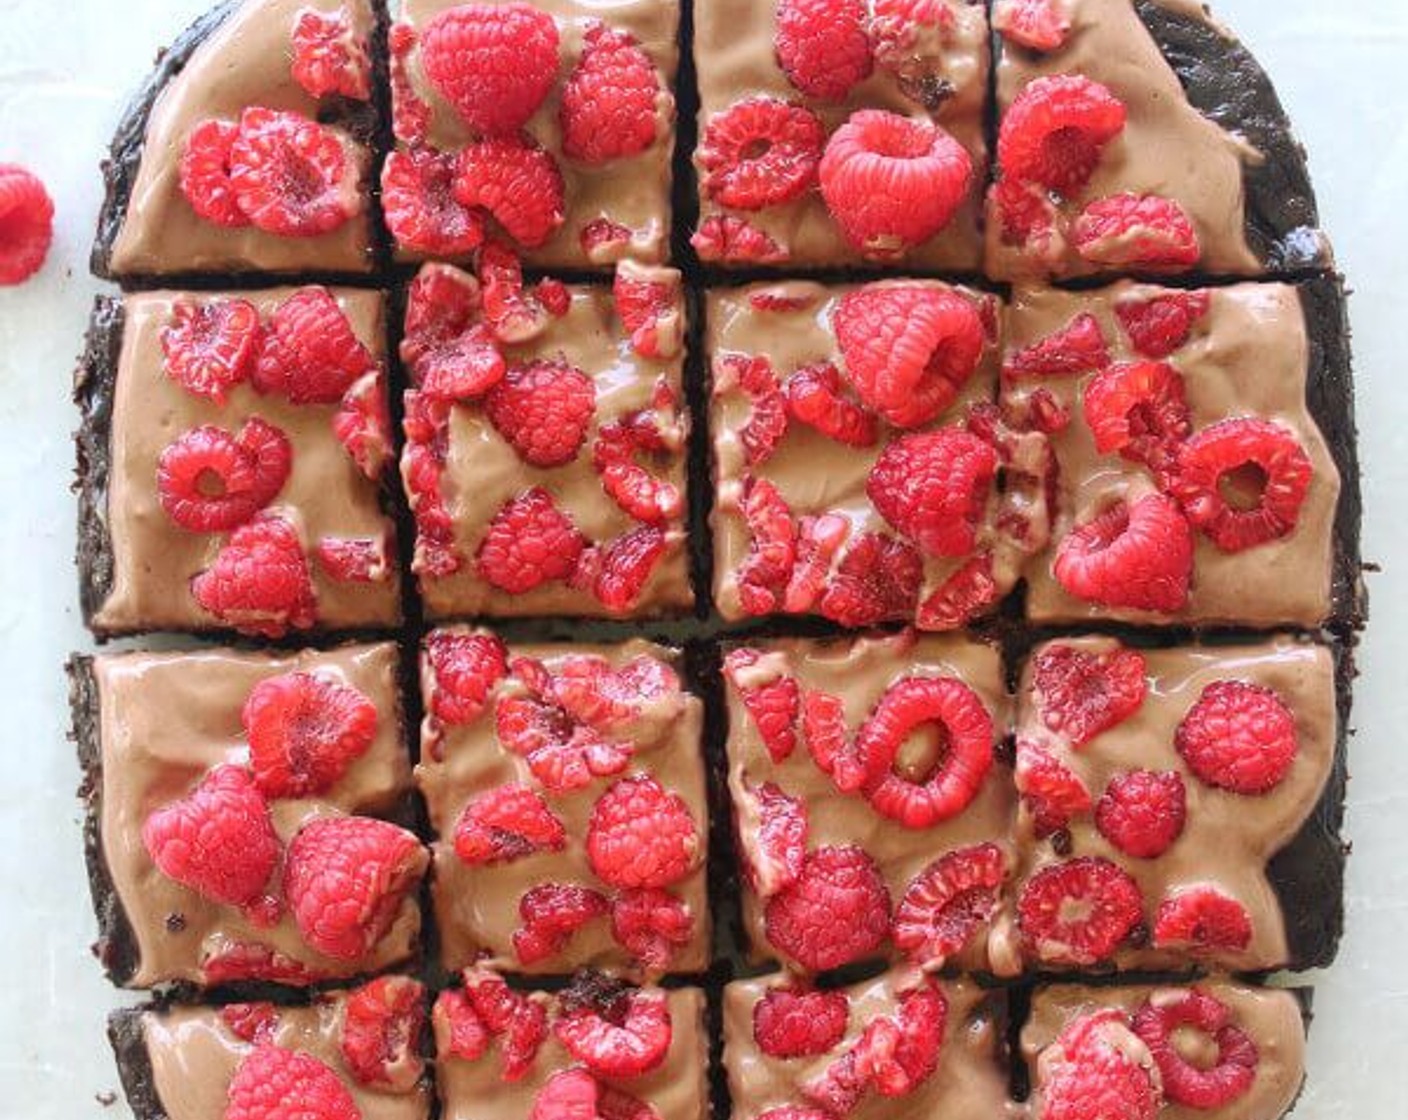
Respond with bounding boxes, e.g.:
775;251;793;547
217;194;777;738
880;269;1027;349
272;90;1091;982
1039;1010;1160;1120
463;967;549;1079
999;76;1126;194
476;488;586;594
420;2;560;135
404;435;462;578
537;277;571;317
820;111;972;257
455;783;566;865
775;0;873;101
993;0;1072;51
699;97;824;210
1018;857;1144;965
225;1045;358;1120
581;218;636;263
179;121;248;228
332;370;392;480
784;514;850;613
801;1049;867;1117
555;981;673;1079
242;671;377;799
1015;738;1093;836
1097;770;1187;859
533;1068;661;1120
848;984;947;1098
382;147;485;255
691;215;789;264
1083;360;1190;478
1003;313;1108;381
283;816;426;961
614;261;684;360
870;0;954;70
515;884;610;965
1133;990;1258;1108
254;286;375;404
588;525;671;612
724;649;799;763
610;888;693;969
219;1003;279;1044
735;476;796;614
586;776;699;890
754;987;849;1058
156;420;291;533
389;22;430;144
544;653;682;738
495;696;631;794
340;976;425;1089
161;298;261;402
990;175;1064;260
291;8;370;101
765;845;891;971
1153;886;1253;952
434;988;491;1062
868;429;997;558
485;359;596;468
1033;643;1148;747
917;552;1003;631
894;843;1008;968
818;532;922;628
1053;493;1193;614
142;765;279;907
426;630;508;726
477;238;555;345
720;353;789;467
593;411;684;524
803;688;852;782
739;781;808;898
1074;193;1201;271
201;942;320;986
561;23;663;164
454;136;565;249
1175;680;1298;794
192;514;317;637
228;107;356;237
402;261;482;367
316;535;390;583
783;362;878;447
1115;289;1211;359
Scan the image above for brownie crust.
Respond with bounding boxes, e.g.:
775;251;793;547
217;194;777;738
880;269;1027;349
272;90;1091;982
108;1008;167;1120
73;297;122;630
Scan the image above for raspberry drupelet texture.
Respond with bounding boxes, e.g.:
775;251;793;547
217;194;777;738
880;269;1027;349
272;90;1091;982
1037;1010;1160;1120
291;8;371;102
160;297;262;401
698;97;824;211
1175;680;1299;794
254;286;376;404
1132;990;1259;1109
339;976;426;1090
191;514;318;637
225;1045;359;1120
764;845;891;970
554;982;673;1079
156;420;291;534
1033;643;1147;747
241;671;378;799
227;108;358;238
426;630;508;726
775;0;873;102
1095;770;1187;859
476;488;587;594
485;359;597;468
0;164;53;284
586;775;700;890
453;136;566;250
893;842;1008;969
754;987;850;1058
1053;493;1193;614
1018;857;1144;966
867;430;998;558
454;783;567;865
1016;738;1094;836
561;23;666;164
998;76;1127;195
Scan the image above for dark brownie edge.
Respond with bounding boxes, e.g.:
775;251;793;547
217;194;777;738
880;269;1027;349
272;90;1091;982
73;296;121;634
108;1007;168;1120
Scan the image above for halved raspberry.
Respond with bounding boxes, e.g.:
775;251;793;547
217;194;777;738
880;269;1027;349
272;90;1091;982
402;261;481;365
611;888;693;969
989;175;1063;260
999;76;1126;194
738;781;808;898
868;429;997;558
1096;770;1186;859
614;261;684;360
561;23;663;164
283;816;426;961
736;477;797;615
242;671;377;798
192;514;317;637
389;22;430;144
1015;738;1093;836
1033;642;1148;747
775;0;873;101
754;987;849;1058
1038;1011;1160;1120
228;108;356;237
495;697;631;794
331;370;392;480
179;121;248;228
1018;857;1144;965
893;843;1008;968
317;535;390;583
555;983;673;1079
515;884;610;965
546;654;683;739
1003;313;1108;381
476;489;586;594
382;147;485;255
834;283;984;428
1175;418;1313;553
917;553;1002;631
219;1003;279;1044
724;649;800;763
463;967;549;1078
420;2;559;134
485;359;596;468
593;406;684;523
1083;360;1190;477
764;845;891;970
691;216;789;264
537;278;571;317
291;8;371;101
254;287;375;404
699;97;824;210
156;420;291;533
454;783;566;865
850;984;947;1097
820;111;972;257
426;631;507;726
783;514;850;613
784;362;878;447
819;532;922;627
160;298;261;401
586;776;699;890
993;0;1072;51
1074;193;1201;271
201;942;320;986
579;218;634;263
226;1045;358;1120
142;765;279;907
1132;990;1258;1108
1115;289;1211;359
585;525;671;613
1053;493;1193;614
478;238;556;344
453;136;565;249
748;288;819;313
340;976;425;1089
1175;680;1298;794
719;353;789;467
1153;886;1253;952
434;988;491;1062
802;688;853;784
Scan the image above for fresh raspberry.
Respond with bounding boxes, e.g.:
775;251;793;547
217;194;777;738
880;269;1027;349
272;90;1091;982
869;0;954;70
544;654;682;739
179;121;248;228
476;488;586;594
495;697;631;794
818;533;922;628
1132;990;1258;1108
593;414;684;523
1033;643;1148;747
783;362;878;447
581;218;636;263
800;1050;867;1120
989;175;1063;260
1153;886;1253;952
554;983;672;1081
219;1003;279;1044
834;283;985;428
1175;419;1313;552
160;297;261;402
993;0;1072;51
382;147;485;255
515;884;610;964
1175;680;1298;794
404;443;462;578
463;967;549;1078
802;688;852;783
421;322;507;402
532;1068;661;1120
389;22;430;145
847;984;946;1098
819;111;972;257
610;888;693;969
455;783;566;865
1074;193;1201;271
754;987;849;1058
291;8;371;101
1018;857;1144;965
453;136;565;249
283;816;426;961
719;353;789;467
485;359;596;468
1053;493;1193;614
775;0;873;101
561;23;663;163
724;649;800;763
917;552;1002;631
340;976;425;1089
316;536;389;583
1096;770;1186;859
588;525;671;613
1115;289;1211;359
241;671;377;799
420;2;559;134
254;287;375;404
537;278;571;317
764;845;891;970
192;514;317;637
402;261;482;368
434;988;491;1062
586;776;699;890
225;1045;358;1120
699;97;824;211
332;370;392;480
156;420;291;533
1015;739;1093;836
999;76;1126;194
1083;360;1190;478
228;108;356;237
141;765;279;907
868;429;997;558
692;215;789;263
760;1108;832;1120
735;476;797;614
426;631;508;726
1003;313;1108;381
201;942;320;986
739;780;808;898
782;514;850;614
614;261;684;360
1038;1011;1160;1120
478;238;555;345
894;843;1008;968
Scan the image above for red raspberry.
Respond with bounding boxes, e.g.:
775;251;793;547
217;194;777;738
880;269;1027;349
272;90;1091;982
434;988;491;1062
1115;289;1211;359
1038;1011;1160;1120
478;238;555;344
254;287;375;404
820;111;972;257
421;3;559;135
382;147;485;256
916;552;1002;631
1153;886;1253;952
754;987;849;1058
691;216;789;264
142;765;279;907
332;370;392;480
537;277;571;317
738;780;808;898
800;1049;867;1117
834;283;984;428
586;776;699;890
1074;193;1201;271
610;888;694;969
784;362;878;447
340;976;425;1089
179;121;248;228
1175;419;1313;553
402;262;482;368
893;843;1008;968
561;23;663;164
724;649;800;763
495;698;631;794
1132;990;1258;1108
1083;360;1190;477
819;533;922;628
593;416;684;524
389;23;430;145
201;942;320;987
219;1003;279;1044
463;967;549;1078
476;488;586;594
426;631;508;726
455;783;566;865
870;0;954;69
764;845;891;970
532;1069;661;1120
614;261;684;360
1015;738;1093;836
515;884;610;965
1096;770;1186;859
1018;857;1144;965
699;97;824;211
226;1045;358;1120
453;136;565;249
291;8;370;101
160;297;260;402
283;816;426;961
588;525;671;613
156;420;291;533
485;359;596;468
761;1108;831;1120
228;108;356;237
192;514;317;637
775;0;873;101
867;429;997;558
241;671;377;799
1053;493;1193;614
546;653;683;736
784;520;847;617
748;288;818;313
849;984;946;1097
316;535;390;583
719;353;788;467
999;76;1126;194
420;322;506;401
1002;313;1108;381
555;983;673;1079
1175;680;1298;794
989;175;1063;259
735;476;797;615
581;218;635;263
1033;642;1148;747
993;0;1072;51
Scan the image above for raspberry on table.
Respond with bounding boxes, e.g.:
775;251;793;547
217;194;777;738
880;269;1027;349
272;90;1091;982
698;97;824;211
1073;192;1201;271
1032;642;1147;747
156;420;291;534
1016;738;1093;836
610;888;694;970
191;513;318;637
241;670;378;798
382;148;485;256
893;843;1008;969
160;297;261;401
1115;289;1211;358
1018;856;1144;966
339;976;426;1090
225;1044;360;1120
454;783;567;865
998;76;1126;195
1002;313;1108;381
254;286;376;404
1132;989;1259;1109
1053;493;1193;614
867;429;998;558
691;215;789;264
764;845;891;971
291;7;371;101
561;23;665;164
775;0;873;101
228;107;358;237
178;121;247;228
485;359;597;468
586;775;700;890
1096;770;1187;859
753;986;849;1059
1153;886;1254;953
1175;679;1299;794
554;982;673;1079
475;488;587;594
515;883;610;965
783;362;878;447
453;136;566;250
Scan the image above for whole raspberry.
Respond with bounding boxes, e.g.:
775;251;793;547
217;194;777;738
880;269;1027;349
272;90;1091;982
833;283;985;428
561;23;664;164
1038;1011;1160;1120
719;353;788;467
820;111;972;257
1074;193;1200;271
698;97;824;211
867;429;997;558
691;216;789;264
340;976;426;1089
1016;739;1093;836
420;3;560;134
455;783;566;865
254;287;375;404
784;362;878;447
1053;494;1193;614
818;533;922;628
463;966;549;1078
485;359;597;467
160;298;260;402
555;982;673;1079
219;1002;279;1043
764;845;891;971
316;536;390;583
993;0;1072;52
1003;313;1108;381
426;630;508;726
1083;360;1190;477
735;476;797;615
917;552;1002;631
1132;990;1258;1108
1175;418;1313;553
775;0;873;101
1115;289;1211;359
381;147;485;256
453;136;565;249
291;8;371;101
611;888;694;969
515;884;610;964
593;411;684;523
476;488;586;594
586;776;699;890
142;765;279;907
1096;770;1186;860
179;121;248;228
228;108;356;237
225;1045;358;1120
754;987;849;1058
0;166;52;284
998;76;1126;194
588;525;672;613
893;843;1008;968
1018;857;1144;966
333;371;393;480
242;671;377;798
1033;642;1147;747
738;781;808;898
434;988;490;1062
192;514;317;637
724;649;800;763
1175;680;1298;794
1153;886;1253;952
614;262;684;360
283;816;426;961
156;420;291;533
